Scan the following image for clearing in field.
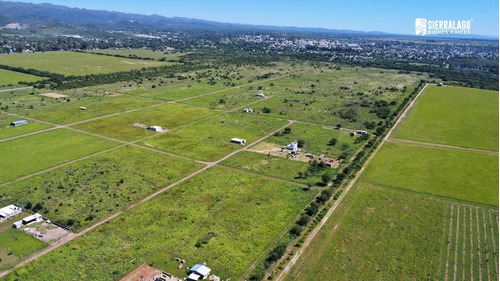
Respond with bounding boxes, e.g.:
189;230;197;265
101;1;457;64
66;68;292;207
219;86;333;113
392;85;499;151
0;128;118;184
39;92;67;98
284;183;498;281
141;113;288;161
0;229;47;272
72;103;218;141
180;87;267;110
3;166;317;281
0;52;170;76
0;69;42;87
361;142;498;206
0;146;204;232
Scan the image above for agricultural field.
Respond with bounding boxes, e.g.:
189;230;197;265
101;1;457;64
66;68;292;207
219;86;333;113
0;69;42;88
0;93;159;125
72;103;218;141
0;52;170;76
0;229;47;272
86;49;184;61
284;184;498;281
362;142;498;206
141;113;288;161
0;129;118;184
180;86;266;110
392;85;499;151
0;146;204;232
2;167;317;281
0;114;53;140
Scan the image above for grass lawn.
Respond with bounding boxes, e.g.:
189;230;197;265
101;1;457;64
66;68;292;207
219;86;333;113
0;146;204;232
0;129;118;184
141;113;288;161
2;167;317;280
0;229;47;271
286;183;497;281
392;85;499;151
361;142;499;206
72;103;218;141
0;69;42;87
220;151;336;185
1;94;159;125
0;114;52;140
0;52;170;76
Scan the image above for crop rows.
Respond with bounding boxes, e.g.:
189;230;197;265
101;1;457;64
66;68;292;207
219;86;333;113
441;204;498;281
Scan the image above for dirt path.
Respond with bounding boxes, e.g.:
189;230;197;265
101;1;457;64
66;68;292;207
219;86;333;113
445;204;455;280
453;206;460;281
0;86;33;93
482;209;492;281
487;210;499;280
387;138;499;156
276;83;430;281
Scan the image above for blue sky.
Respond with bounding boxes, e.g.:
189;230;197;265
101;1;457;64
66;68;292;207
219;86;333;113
11;0;500;36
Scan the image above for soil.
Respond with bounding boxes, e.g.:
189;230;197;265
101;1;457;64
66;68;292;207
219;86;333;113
39;92;68;98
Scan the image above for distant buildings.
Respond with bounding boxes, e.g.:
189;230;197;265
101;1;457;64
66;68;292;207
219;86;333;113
187;264;211;281
0;205;22;221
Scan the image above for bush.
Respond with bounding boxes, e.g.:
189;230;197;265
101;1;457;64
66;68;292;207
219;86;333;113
297;214;311;226
262;107;272;113
289;225;303;237
306;202;320;216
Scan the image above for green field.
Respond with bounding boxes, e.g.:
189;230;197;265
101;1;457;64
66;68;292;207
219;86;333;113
180;87;264;110
0;52;169;76
0;69;42;87
285;184;498;281
0;146;204;232
1;94;159;125
392;86;499;151
0;114;53;140
0;229;47;272
0;129;118;184
362;142;498;206
2;167;317;280
73;103;218;141
87;49;184;61
142;113;288;161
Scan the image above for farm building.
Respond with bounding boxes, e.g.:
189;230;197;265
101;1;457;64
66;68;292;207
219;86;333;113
10;120;28;127
147;125;165;132
350;130;368;136
21;213;43;225
187;264;211;280
242;108;253;113
255;93;266;98
0;205;22;221
79;107;87;110
286;140;298;153
230;138;246;145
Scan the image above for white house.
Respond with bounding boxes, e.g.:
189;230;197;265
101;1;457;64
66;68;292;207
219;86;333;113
21;213;43;225
230;138;246;145
286;140;298;153
187;264;211;280
0;205;22;221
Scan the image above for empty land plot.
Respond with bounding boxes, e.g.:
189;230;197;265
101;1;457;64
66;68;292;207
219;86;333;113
1;94;158;125
72;103;218;141
141;113;288;161
0;229;47;272
2;167;317;281
87;49;184;61
392;86;499;151
0;69;42;87
180;87;264;110
0;129;118;184
285;184;448;281
0;146;204;232
267;122;363;159
220;151;332;185
0;52;169;76
0;114;52;140
361;142;498;206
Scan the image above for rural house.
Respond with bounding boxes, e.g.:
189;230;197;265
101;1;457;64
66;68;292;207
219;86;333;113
187;264;211;280
0;205;22;221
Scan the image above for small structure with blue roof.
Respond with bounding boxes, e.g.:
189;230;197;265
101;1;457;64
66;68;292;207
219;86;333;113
10;120;28;127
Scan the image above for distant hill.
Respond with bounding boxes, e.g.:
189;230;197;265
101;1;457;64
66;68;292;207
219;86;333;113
0;0;390;35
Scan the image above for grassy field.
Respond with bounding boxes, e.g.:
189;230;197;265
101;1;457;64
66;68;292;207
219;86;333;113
0;129;118;184
220;151;334;185
141;113;288;161
392;85;499;151
1;94;159;125
0;69;42;87
72;103;218;141
180;87;264;110
285;183;497;281
0;229;47;272
2;167;317;280
87;49;184;61
0;114;52;140
361;142;498;206
0;52;170;76
267;122;363;159
0;146;204;232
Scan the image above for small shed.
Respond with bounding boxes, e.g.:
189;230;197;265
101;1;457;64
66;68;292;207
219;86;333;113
242;108;253;113
10;120;28;127
255;93;266;98
189;264;211;280
147;126;164;132
21;213;43;225
79;107;87;110
230;138;246;145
